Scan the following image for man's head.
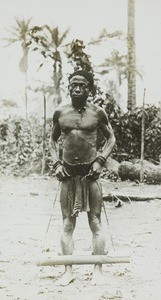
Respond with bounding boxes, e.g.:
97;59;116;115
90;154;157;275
68;70;94;91
68;70;94;108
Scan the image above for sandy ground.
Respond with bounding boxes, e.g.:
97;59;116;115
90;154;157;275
0;175;161;300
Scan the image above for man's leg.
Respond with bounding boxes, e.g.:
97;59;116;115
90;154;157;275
57;180;76;286
57;216;76;285
88;180;106;285
60;216;76;255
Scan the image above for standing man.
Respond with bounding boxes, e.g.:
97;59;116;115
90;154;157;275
50;70;115;285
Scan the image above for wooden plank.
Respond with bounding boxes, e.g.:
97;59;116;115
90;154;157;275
37;255;130;266
103;194;161;202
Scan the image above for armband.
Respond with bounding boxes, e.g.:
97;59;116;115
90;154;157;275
94;156;106;167
53;160;62;171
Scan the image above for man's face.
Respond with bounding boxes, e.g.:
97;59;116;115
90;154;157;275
69;75;90;104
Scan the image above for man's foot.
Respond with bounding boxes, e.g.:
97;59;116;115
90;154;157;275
91;265;106;285
55;266;74;286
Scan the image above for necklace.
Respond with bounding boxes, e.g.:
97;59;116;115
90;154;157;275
77;106;86;121
78;106;86;113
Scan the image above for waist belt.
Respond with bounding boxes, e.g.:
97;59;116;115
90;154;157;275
63;161;92;176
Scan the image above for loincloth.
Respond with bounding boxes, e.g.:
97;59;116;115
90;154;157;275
61;161;93;217
63;161;92;176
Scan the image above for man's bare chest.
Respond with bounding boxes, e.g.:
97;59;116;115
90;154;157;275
59;110;98;131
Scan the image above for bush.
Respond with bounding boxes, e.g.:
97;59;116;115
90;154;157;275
0;116;53;176
104;101;161;163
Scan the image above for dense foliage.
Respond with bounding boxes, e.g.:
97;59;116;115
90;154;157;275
0;117;52;176
0;103;161;176
105;101;161;163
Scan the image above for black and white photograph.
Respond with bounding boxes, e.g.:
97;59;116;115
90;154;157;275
0;0;161;299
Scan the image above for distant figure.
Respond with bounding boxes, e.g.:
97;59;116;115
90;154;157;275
50;70;115;285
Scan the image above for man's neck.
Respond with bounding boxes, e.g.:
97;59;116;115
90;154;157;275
72;99;87;111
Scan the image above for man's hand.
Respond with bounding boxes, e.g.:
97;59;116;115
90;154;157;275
55;165;70;181
88;161;102;180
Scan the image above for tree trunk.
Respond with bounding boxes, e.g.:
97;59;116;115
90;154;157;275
20;46;29;118
24;68;28;119
140;89;146;182
41;95;46;175
127;0;136;110
53;60;62;107
118;161;161;184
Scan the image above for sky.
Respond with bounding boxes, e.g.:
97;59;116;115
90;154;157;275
0;0;161;114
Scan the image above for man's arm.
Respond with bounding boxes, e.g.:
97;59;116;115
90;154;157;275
89;108;115;179
49;110;61;164
49;109;70;181
98;109;116;160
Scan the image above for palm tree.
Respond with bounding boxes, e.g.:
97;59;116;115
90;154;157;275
98;50;127;104
88;28;123;45
4;18;32;118
127;0;136;110
88;25;138;110
29;25;69;107
88;29;126;104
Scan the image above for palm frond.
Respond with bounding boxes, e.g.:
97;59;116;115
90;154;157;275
4;17;32;48
51;27;59;47
88;29;123;45
5;28;20;38
44;24;52;33
58;28;70;46
2;38;19;47
15;17;32;30
30;26;44;34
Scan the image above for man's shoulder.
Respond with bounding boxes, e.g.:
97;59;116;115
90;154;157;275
87;102;106;115
53;104;72;116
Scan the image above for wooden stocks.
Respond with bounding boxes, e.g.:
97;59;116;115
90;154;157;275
37;255;130;266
